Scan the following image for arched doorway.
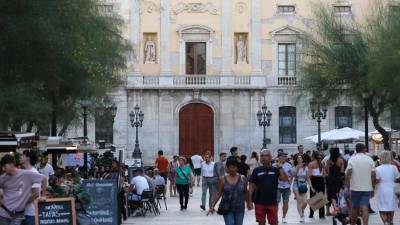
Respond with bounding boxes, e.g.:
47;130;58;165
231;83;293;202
179;103;214;157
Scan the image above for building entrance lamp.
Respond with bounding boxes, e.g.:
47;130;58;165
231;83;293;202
310;99;327;150
129;104;144;158
257;103;272;149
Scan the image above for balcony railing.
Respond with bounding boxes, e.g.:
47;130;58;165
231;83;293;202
127;75;267;89
277;76;297;86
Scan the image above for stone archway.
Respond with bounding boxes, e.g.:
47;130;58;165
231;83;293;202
179;103;214;157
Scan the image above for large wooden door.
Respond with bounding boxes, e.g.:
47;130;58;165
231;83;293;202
179;103;214;157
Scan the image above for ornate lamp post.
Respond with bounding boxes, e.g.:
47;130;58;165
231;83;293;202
81;98;90;175
257;104;272;149
107;103;117;143
129;104;144;159
310;99;327;150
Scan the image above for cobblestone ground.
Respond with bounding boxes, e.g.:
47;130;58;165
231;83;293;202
123;185;399;225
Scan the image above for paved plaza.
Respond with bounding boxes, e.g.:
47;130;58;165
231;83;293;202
123;184;399;225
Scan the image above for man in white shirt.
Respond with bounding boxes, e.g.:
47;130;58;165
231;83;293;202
21;150;44;225
191;152;203;187
38;154;55;182
130;169;150;201
200;153;215;210
345;143;375;225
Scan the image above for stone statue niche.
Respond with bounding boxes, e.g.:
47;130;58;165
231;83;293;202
235;33;248;64
144;34;157;64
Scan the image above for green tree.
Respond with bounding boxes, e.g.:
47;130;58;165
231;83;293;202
300;1;400;149
0;0;130;134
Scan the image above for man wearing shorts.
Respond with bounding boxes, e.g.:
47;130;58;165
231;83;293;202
191;152;203;186
273;151;292;224
345;143;375;225
249;149;289;225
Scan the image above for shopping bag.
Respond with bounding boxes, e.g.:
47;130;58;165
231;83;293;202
307;192;329;211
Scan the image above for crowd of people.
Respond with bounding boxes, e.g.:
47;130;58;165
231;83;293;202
0;144;400;225
144;144;399;225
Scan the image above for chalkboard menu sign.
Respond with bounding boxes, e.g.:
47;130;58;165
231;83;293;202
35;197;76;225
82;179;118;225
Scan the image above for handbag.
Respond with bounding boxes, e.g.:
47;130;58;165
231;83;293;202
297;180;308;194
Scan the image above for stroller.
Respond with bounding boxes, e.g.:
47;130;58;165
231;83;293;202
331;189;361;225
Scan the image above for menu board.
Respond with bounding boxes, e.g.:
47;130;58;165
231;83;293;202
35;197;76;225
82;179;118;225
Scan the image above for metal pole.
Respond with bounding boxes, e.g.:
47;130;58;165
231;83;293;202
134;125;140;152
263;123;267;149
364;103;369;151
83;106;88;176
317;117;322;150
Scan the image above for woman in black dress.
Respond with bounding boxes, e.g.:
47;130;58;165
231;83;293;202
325;147;345;215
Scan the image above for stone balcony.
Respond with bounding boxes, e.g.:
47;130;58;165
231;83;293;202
126;75;298;90
127;75;267;90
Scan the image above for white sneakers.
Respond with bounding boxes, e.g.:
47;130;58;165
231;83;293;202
299;216;305;223
282;218;287;224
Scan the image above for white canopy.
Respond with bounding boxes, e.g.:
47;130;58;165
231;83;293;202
368;127;397;136
305;127;365;143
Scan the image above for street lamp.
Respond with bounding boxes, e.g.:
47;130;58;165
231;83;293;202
361;92;369;151
129;104;144;159
310;99;327;150
81;98;91;176
257;104;272;149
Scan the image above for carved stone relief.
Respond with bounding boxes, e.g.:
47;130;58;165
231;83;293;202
173;2;218;15
236;2;247;14
140;0;160;14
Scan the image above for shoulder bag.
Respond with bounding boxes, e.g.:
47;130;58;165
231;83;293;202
296;168;308;194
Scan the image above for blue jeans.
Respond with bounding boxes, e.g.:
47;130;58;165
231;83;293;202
24;216;35;225
223;211;245;225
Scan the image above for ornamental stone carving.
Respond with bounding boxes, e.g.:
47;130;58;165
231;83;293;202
173;2;218;15
140;0;159;14
236;2;247;14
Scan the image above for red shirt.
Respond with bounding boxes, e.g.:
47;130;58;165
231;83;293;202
156;156;169;173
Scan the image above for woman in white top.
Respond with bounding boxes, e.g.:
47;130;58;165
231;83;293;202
376;151;400;225
293;154;314;223
247;151;260;173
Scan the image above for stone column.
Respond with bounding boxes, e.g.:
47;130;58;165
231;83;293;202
160;0;171;75
221;0;232;75
251;0;262;75
130;0;141;75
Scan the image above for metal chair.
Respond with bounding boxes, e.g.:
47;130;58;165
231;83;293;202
155;185;167;210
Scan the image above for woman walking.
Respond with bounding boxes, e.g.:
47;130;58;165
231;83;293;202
247;151;260;174
325;147;344;215
208;156;250;225
293;154;314;223
308;151;326;219
175;156;193;210
376;151;400;225
168;155;178;197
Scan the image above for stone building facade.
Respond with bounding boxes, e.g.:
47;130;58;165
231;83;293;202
81;0;393;163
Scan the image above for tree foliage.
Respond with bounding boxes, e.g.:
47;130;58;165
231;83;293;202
300;1;400;149
0;0;130;134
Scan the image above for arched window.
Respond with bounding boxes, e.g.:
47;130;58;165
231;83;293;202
335;106;352;128
279;106;296;144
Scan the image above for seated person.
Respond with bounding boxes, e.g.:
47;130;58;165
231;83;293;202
144;169;156;195
154;169;166;187
129;169;150;201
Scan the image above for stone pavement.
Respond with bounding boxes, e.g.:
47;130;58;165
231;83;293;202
123;185;399;225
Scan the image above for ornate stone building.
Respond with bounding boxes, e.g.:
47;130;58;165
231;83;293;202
84;0;393;163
